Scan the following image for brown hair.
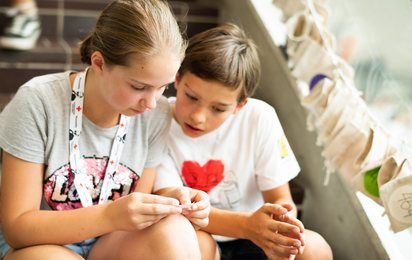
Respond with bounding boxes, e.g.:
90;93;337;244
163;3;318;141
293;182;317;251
80;0;187;67
179;23;261;103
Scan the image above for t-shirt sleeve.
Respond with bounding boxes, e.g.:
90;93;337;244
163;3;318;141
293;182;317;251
254;104;301;191
143;96;173;169
0;86;47;164
153;151;184;192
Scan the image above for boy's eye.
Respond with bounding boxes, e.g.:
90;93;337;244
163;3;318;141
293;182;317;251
213;107;225;113
186;93;197;101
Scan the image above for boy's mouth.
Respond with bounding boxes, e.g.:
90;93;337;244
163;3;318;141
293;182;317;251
184;123;203;134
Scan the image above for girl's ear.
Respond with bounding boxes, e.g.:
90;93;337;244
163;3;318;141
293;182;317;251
90;51;105;76
233;99;248;114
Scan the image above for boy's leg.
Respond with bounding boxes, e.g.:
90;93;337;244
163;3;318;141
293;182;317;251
88;214;201;260
4;245;85;260
295;230;333;260
196;230;219;260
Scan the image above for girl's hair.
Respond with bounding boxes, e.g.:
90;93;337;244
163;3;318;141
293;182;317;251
80;0;187;67
179;23;261;103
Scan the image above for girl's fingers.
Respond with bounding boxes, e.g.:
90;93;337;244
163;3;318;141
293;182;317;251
140;202;183;215
138;193;180;206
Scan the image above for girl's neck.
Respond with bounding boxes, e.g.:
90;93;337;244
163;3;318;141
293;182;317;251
70;67;121;129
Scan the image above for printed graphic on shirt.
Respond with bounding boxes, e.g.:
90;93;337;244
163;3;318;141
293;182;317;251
44;157;139;211
210;171;241;209
181;160;224;194
278;136;291;159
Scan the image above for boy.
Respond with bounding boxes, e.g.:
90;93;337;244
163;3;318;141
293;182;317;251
155;24;333;260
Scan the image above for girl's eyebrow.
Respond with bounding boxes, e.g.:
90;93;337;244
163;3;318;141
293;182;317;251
131;79;175;89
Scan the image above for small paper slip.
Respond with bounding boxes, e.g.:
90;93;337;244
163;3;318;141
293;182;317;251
174;202;195;209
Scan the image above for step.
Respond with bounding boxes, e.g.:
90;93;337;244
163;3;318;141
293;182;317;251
0;0;221;94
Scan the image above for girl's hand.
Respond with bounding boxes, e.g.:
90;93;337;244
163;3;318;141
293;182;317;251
106;192;183;231
161;187;210;229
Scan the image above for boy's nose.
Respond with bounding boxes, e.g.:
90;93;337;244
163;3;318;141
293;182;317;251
191;107;206;124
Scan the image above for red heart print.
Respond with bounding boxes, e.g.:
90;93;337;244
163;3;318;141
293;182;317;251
181;160;225;194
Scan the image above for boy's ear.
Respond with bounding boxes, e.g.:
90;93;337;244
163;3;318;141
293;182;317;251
91;51;105;76
233;99;248;114
174;71;180;90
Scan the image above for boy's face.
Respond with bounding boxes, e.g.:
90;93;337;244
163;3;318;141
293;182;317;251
173;71;247;138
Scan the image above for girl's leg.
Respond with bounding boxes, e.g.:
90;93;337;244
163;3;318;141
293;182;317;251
196;230;219;260
4;245;84;260
88;214;201;260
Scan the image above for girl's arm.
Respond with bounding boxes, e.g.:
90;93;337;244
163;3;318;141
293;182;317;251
1;151;182;249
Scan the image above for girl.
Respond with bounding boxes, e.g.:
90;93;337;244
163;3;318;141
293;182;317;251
0;0;209;259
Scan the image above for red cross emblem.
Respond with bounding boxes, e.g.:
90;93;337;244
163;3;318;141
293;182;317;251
74;144;78;149
121;123;124;128
110;160;114;165
76;106;82;112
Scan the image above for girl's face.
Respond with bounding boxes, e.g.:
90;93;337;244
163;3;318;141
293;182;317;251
100;54;180;116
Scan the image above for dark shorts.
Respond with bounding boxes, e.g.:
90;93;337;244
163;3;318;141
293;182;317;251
217;239;267;260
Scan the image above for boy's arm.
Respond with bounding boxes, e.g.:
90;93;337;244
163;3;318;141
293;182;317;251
262;182;297;218
200;183;305;259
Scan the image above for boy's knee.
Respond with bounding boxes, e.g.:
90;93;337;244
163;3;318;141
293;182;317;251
298;230;333;260
196;231;219;260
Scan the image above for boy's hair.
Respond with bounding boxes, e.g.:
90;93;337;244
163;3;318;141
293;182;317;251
179;23;261;103
80;0;187;67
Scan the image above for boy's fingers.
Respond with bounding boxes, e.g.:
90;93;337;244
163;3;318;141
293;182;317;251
264;204;288;215
269;220;300;235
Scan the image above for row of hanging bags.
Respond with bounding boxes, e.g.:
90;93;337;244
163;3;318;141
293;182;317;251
274;0;412;233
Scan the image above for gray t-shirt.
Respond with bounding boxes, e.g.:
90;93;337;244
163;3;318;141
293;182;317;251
0;71;172;211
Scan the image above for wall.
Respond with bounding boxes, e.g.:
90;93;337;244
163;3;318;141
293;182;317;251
201;0;390;259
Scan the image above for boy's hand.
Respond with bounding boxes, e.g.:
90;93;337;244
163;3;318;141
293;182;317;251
161;187;210;229
244;203;305;260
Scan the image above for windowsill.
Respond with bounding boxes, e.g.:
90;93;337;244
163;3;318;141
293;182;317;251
249;0;412;259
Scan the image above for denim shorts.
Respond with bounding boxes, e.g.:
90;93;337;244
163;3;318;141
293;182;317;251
217;239;267;260
63;237;100;258
0;232;99;260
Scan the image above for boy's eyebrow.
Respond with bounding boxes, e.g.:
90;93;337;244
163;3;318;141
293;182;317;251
131;79;174;89
185;83;233;107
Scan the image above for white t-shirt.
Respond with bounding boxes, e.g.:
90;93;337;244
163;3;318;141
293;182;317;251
154;97;301;241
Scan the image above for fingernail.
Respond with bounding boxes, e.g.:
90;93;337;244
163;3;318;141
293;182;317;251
293;228;300;234
290;248;298;254
293;242;300;247
172;200;179;205
175;208;182;213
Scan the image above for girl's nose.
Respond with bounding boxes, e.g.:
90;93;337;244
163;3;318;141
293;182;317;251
142;90;157;110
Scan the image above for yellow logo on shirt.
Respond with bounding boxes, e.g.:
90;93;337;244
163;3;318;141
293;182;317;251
278;136;289;158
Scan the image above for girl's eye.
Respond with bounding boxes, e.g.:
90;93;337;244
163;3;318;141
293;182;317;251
132;85;145;91
213;107;225;113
